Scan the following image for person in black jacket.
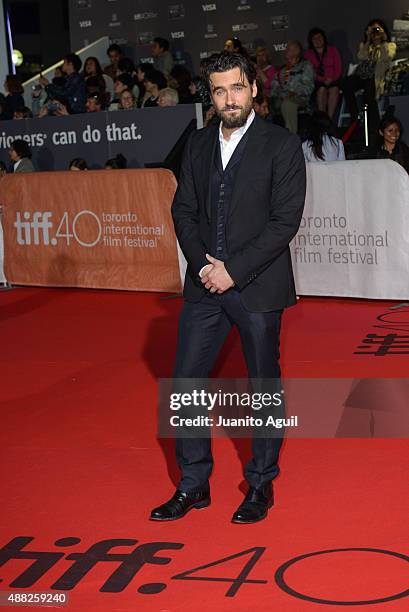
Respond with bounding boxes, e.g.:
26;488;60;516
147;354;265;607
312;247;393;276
150;52;306;525
40;53;86;114
374;115;409;174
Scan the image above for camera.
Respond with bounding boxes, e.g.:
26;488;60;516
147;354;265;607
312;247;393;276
371;26;383;33
47;101;60;114
31;84;42;92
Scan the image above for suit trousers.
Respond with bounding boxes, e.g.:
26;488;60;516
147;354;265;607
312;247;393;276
173;288;284;492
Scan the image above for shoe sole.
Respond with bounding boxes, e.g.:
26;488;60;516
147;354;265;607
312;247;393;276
149;498;211;521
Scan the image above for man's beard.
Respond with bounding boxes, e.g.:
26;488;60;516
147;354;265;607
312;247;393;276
215;96;253;129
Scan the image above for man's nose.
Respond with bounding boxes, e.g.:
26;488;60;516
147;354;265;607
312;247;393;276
225;89;235;106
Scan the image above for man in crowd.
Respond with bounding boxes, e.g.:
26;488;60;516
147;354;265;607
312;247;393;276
40;53;86;114
104;44;123;80
8;139;35;173
152;37;174;78
150;52;306;524
86;92;104;113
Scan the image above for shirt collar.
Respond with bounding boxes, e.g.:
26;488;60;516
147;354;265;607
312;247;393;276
219;109;255;145
14;159;22;170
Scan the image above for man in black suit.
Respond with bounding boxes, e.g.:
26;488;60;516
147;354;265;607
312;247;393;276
150;52;306;524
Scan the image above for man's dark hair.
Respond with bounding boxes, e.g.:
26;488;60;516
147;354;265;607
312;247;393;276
5;74;24;94
87;92;104;107
10;139;32;159
118;57;135;74
153;37;170;52
14;106;33;118
107;43;122;56
144;69;167;90
51;95;72;114
65;53;82;73
105;153;127;169
137;62;155;79
203;52;257;90
86;75;106;92
115;73;134;89
69;157;88;170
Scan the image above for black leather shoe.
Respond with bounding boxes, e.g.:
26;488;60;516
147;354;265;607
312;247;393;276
231;484;273;524
150;488;211;521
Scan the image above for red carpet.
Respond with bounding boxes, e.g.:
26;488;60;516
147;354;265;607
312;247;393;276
1;288;408;610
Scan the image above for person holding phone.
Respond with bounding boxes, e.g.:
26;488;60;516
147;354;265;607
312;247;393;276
340;19;396;141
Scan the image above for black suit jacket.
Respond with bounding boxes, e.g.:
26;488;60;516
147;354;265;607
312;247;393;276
171;114;306;312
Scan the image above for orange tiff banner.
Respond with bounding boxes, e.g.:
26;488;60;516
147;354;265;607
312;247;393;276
1;169;182;292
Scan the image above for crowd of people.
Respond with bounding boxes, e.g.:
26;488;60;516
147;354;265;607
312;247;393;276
0;20;408;175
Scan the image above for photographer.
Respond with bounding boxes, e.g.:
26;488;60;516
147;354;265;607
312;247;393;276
39;53;86;114
341;19;396;141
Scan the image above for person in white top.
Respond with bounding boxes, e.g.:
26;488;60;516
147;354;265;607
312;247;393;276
302;111;345;162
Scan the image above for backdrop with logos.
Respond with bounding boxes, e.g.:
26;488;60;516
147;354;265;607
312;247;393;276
0;105;200;172
68;0;409;74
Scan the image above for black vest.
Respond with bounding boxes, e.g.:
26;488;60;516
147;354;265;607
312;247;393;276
210;130;249;260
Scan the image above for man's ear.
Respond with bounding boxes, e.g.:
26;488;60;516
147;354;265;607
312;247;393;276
252;80;258;99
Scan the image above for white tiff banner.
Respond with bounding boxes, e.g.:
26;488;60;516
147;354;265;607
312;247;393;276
291;159;409;300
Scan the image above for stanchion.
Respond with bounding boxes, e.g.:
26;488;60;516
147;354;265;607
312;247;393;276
0;204;13;291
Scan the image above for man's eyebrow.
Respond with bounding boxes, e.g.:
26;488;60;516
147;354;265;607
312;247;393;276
211;81;247;90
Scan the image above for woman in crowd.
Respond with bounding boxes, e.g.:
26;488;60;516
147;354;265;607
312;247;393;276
136;63;154;106
116;58;139;100
302;111;345;162
109;74;135;110
1;75;25;120
8;139;35;173
69;158;88;171
270;40;314;133
255;47;276;98
83;56;113;101
158;88;179;107
374;115;409;174
83;56;104;81
141;70;167;108
341;19;396;139
105;154;127;170
305;28;342;119
119;89;137;110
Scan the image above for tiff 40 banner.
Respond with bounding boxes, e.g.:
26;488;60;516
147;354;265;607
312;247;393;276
1;169;183;292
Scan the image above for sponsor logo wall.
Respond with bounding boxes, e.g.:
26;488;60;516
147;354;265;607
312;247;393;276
68;0;409;72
